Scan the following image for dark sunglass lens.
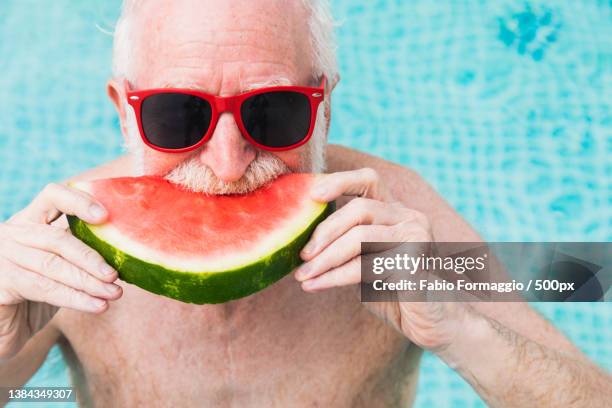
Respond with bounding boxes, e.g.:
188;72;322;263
141;93;212;149
241;91;311;148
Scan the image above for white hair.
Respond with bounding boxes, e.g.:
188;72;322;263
112;0;338;85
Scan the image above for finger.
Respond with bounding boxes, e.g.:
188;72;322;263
6;223;118;282
1;240;121;300
20;183;107;225
301;257;361;292
310;168;391;203
296;224;393;282
297;217;431;282
5;265;108;313
302;199;417;260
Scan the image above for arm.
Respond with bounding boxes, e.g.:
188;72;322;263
0;323;61;405
323;145;611;406
0;158;129;407
0;181;122;380
326;144;585;359
439;308;612;407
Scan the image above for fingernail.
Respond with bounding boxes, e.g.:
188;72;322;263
89;204;107;220
295;264;311;281
100;264;116;276
302;242;316;256
90;298;106;310
312;185;327;198
302;279;318;291
105;284;120;296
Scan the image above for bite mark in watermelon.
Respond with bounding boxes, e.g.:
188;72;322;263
67;174;332;304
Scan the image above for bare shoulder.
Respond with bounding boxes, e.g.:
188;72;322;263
326;144;436;201
326;144;481;242
327;144;416;174
63;154;132;183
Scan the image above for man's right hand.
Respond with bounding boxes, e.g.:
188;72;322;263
0;183;122;360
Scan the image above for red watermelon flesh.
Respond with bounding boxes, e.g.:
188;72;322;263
68;173;332;303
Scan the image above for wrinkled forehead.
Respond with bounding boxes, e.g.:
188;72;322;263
128;0;314;92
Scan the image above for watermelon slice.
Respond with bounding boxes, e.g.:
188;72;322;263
67;174;332;304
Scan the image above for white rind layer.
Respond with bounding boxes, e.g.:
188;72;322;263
74;181;326;273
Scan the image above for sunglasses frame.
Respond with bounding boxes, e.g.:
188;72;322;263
124;77;326;153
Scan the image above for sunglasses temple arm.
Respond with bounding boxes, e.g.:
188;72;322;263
123;79;133;93
320;76;327;91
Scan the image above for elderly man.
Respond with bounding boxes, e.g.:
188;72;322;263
0;0;609;406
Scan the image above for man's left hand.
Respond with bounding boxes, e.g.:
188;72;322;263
294;168;471;352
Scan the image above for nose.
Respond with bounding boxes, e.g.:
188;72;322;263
198;112;256;182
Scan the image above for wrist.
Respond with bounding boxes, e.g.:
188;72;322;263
436;307;509;371
435;305;526;407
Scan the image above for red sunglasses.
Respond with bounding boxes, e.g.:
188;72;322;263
125;77;326;152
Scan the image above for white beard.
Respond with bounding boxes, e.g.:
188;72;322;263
125;101;329;194
124;103;146;176
308;103;328;174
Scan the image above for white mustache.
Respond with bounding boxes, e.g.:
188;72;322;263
164;151;291;195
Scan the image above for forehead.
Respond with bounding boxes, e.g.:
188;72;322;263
130;0;314;93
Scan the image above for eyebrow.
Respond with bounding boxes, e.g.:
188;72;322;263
156;81;202;90
152;76;294;93
242;77;293;92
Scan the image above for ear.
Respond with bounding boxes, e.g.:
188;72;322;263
107;78;129;140
323;98;332;141
328;73;340;93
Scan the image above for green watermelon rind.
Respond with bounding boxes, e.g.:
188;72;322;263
67;202;333;304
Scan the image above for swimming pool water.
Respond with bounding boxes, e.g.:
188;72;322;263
1;1;610;407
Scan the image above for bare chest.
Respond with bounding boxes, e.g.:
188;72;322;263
56;276;419;407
